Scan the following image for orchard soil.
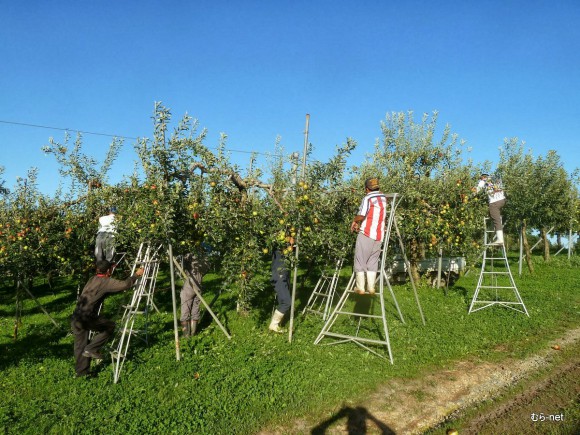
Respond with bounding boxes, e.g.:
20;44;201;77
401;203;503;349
259;327;580;434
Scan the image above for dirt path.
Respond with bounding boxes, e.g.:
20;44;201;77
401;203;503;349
260;327;580;434
453;358;579;434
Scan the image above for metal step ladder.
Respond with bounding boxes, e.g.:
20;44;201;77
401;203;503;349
314;193;425;363
111;242;163;383
469;218;529;316
302;258;344;321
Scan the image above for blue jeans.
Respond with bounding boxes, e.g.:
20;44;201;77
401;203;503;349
271;250;291;313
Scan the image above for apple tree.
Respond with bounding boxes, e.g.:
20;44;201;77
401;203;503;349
360;111;485;282
499;141;577;264
41;131;125;282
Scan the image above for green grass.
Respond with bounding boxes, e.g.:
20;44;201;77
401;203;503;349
1;254;579;434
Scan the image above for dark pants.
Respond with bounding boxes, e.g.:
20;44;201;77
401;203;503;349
489;199;506;230
95;232;115;262
271;250;291;314
71;316;115;376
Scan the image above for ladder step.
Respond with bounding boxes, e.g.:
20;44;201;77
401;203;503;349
335;310;383;319
123;310;146;315
478;285;517;289
122;303;148;310
481;271;511;275
312;292;330;297
118;328;143;336
346;289;382;296
321;331;389;346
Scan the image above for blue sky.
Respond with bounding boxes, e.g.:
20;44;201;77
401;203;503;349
1;1;579;194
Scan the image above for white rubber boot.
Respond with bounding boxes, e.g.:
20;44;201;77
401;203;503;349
355;272;366;294
269;310;285;333
492;230;504;246
366;271;377;295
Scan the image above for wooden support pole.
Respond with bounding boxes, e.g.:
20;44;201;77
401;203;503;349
436;247;443;290
167;243;181;361
288;114;310;343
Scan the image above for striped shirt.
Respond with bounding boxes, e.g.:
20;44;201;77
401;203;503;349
357;192;388;241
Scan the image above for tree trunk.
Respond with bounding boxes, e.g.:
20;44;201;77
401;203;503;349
522;221;534;274
541;227;551;262
409;239;421;284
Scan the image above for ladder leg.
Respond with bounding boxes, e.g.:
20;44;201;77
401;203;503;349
393;218;425;325
378;272;393;364
324;266;341;321
381;269;405;323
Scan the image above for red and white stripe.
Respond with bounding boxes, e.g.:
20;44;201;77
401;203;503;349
358;192;388;241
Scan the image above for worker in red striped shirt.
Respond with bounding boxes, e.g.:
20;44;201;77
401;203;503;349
350;178;388;295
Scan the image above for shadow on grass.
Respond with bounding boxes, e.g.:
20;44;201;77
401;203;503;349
0;323;71;370
1;279;78;315
311;406;395;434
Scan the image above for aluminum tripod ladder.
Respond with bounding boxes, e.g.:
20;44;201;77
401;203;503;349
111;242;163;383
469;219;529;316
302;258;344;321
314;193;425;363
